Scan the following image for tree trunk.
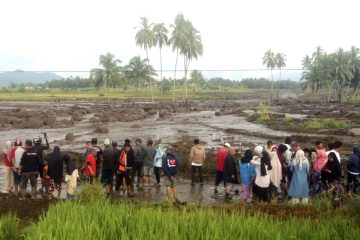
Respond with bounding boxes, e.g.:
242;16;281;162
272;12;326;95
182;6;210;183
270;68;274;102
345;79;352;100
353;80;360;99
160;47;163;99
276;68;281;101
146;48;154;102
172;49;179;103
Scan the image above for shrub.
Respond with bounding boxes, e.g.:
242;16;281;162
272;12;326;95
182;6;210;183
0;214;20;240
303;119;351;129
77;181;106;203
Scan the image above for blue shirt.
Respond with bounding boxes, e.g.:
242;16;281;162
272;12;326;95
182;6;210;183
239;162;256;185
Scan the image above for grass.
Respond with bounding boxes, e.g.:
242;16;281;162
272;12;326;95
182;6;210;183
303;118;352;129
0;87;255;101
19;199;360;240
0;214;20;240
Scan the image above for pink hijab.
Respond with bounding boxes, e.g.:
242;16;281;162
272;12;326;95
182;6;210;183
313;149;328;172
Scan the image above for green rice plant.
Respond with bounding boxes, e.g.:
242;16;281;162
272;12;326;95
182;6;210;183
22;199;360;240
303;118;351;129
284;116;294;124
257;102;270;122
77;181;106;203
0;214;20;240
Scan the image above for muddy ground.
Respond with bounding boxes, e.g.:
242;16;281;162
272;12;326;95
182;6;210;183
0;91;359;221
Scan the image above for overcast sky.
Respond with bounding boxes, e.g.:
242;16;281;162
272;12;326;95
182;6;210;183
0;0;358;79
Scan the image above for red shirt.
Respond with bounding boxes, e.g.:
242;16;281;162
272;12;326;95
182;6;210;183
85;154;96;176
3;152;12;167
216;148;228;171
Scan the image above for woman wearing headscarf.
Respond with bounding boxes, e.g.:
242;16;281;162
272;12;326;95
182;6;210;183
251;146;272;202
311;149;328;194
64;154;78;200
2;141;14;193
321;152;341;186
239;149;255;202
47;146;63;199
288;150;309;204
269;147;282;201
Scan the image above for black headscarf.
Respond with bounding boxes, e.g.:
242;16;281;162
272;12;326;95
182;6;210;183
260;151;272;176
48;146;64;184
241;149;253;164
63;154;77;175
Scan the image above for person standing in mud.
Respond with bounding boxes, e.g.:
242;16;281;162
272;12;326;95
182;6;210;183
83;148;96;184
2;141;14;194
101;138;114;193
64;154;79;200
114;143;134;197
142;139;156;190
33;134;49;193
214;143;230;194
346;146;360;197
223;147;237;200
288;150;309;204
189;138;206;186
153;139;164;187
47;146;63;199
11;138;25;196
311;149;328;195
19;140;41;200
251;146;272;202
132;138;146;188
162;146;179;202
91;138;103;179
239;149;256;203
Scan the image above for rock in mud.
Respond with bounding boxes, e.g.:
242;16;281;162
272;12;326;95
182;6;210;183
43;117;56;127
72;111;83;121
44;109;56;118
24;118;43;129
94;126;109;133
131;124;142;129
65;133;75;141
159;110;170;119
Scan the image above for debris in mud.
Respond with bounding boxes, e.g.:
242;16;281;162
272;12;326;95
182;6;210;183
94;126;109;133
65;133;75;141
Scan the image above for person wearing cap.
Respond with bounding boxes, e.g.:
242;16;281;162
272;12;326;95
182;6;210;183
251;145;272;202
33;134;49;193
19;140;41;200
162;146;179;202
101;138;114;193
10;138;25;195
132;138;146;188
2;140;14;194
214;143;230;194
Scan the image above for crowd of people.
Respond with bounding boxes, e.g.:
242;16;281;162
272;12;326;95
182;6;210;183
1;133;360;204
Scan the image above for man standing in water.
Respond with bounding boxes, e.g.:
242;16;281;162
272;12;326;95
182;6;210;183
132;138;146;188
162;146;179;202
189;138;206;186
102;138;114;193
19;140;40;200
33;133;49;193
214;143;230;194
223;147;237;200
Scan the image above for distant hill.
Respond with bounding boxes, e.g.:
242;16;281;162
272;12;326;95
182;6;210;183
0;70;62;87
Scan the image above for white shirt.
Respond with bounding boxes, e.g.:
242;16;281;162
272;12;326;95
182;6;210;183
326;150;341;163
14;147;25;167
251;157;271;188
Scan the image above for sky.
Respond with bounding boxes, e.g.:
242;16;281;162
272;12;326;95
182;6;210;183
0;0;359;79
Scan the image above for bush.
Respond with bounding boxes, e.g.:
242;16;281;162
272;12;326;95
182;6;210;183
77;181;106;202
0;214;20;240
303;119;351;129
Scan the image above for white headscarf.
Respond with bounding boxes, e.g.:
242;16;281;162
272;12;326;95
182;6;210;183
2;141;12;160
295;150;308;171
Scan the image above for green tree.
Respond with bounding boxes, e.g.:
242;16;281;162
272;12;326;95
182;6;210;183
169;13;186;102
180;20;203;100
301;55;312;69
189;70;205;92
90;53;122;88
349;46;360;98
153;23;169;99
124;56;157;91
262;49;276;100
135;17;156;101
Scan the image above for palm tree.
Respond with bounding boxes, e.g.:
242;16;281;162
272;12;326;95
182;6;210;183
90;53;122;88
302;55;312;69
189;70;204;92
135;17;156;101
262;49;276;100
169;13;186;102
275;53;286;100
124;56;157;92
153;23;169;99
349;46;360;98
180;20;203;99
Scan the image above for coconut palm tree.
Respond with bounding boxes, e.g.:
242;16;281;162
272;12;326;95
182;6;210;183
153;23;169;99
135;17;156;101
332;48;354;101
124;56;157;92
349;46;360;98
262;49;276;100
275;53;286;100
169;13;186;102
302;55;312;69
90;53;122;88
180;20;203;99
189;70;205;92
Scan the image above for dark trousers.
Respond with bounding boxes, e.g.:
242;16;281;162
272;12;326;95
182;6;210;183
85;176;94;184
253;184;270;202
131;162;143;185
20;172;37;197
115;170;131;191
191;166;203;183
215;171;224;186
347;173;359;192
154;167;161;184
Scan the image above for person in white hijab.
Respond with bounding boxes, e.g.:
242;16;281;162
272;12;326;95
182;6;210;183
288;150;310;204
269;147;282;197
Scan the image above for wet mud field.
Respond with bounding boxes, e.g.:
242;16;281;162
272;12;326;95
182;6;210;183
0;92;359;220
